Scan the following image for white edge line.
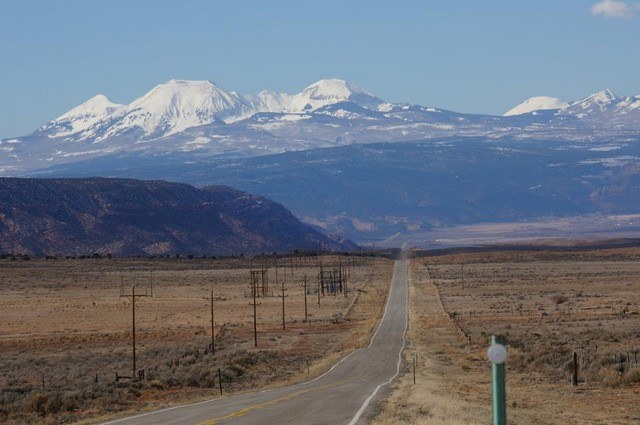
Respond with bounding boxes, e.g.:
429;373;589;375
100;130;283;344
347;260;408;425
101;260;402;425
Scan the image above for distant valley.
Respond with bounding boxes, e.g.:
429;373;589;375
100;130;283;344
30;137;640;245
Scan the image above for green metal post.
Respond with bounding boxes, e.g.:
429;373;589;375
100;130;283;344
491;335;507;425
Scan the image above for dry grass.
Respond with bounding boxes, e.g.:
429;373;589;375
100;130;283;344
0;254;393;424
375;248;640;425
427;249;640;387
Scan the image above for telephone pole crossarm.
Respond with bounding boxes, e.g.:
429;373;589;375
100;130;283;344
120;278;151;381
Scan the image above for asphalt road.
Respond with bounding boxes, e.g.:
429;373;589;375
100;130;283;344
104;259;408;425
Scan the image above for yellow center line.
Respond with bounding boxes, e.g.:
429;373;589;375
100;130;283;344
197;378;354;425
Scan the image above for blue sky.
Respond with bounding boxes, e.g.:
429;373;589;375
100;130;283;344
1;0;639;138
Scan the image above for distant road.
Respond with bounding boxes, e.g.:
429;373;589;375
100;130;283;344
104;259;409;425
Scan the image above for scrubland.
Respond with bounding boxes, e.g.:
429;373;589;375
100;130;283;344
0;254;392;424
375;248;640;424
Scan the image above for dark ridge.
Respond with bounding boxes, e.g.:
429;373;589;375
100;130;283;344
0;177;357;256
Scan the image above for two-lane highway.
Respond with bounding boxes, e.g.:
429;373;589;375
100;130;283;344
105;259;409;425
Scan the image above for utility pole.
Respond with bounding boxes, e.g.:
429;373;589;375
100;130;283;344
319;262;324;297
339;258;343;296
211;291;216;354
341;259;347;298
281;273;286;330
249;276;259;347
303;274;308;322
317;275;321;307
132;284;136;379
120;277;151;380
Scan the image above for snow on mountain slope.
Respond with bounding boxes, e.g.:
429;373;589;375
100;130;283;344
45;79;386;143
616;95;640;114
313;101;388;120
39;95;124;138
243;90;293;113
561;89;622;117
286;79;384;112
243;79;385;114
98;80;251;140
503;96;567;116
504;89;640;128
4;79;640;177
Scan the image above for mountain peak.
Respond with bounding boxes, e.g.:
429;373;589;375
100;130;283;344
574;89;621;107
289;78;383;112
39;94;123;138
302;79;369;98
155;79;219;90
503;96;568;116
105;79;249;137
135;79;227;104
589;88;619;101
56;94;123;120
560;89;624;118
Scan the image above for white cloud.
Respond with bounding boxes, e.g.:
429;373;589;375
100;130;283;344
591;0;639;20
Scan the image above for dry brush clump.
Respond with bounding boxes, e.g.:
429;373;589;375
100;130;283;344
0;343;315;424
551;294;569;305
498;330;640;387
1;381;139;424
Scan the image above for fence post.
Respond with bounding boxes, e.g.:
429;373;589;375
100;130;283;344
413;355;416;384
571;352;578;386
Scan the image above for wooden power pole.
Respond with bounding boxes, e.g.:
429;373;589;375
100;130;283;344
202;290;216;355
120;278;151;380
249;276;259;347
281;273;286;330
303;274;308;322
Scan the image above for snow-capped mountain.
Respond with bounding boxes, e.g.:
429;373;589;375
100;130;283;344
503;90;628;118
2;79;640;175
37;95;124;139
284;79;384;112
560;89;623;117
6;79;640;245
95;79;253;140
243;79;384;114
35;79;385;144
501;89;640;130
546;89;640;129
503;96;567;116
